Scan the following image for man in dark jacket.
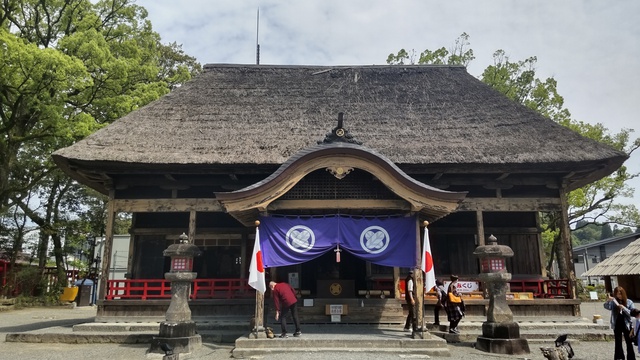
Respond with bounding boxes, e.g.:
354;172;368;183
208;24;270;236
269;281;301;338
403;269;419;332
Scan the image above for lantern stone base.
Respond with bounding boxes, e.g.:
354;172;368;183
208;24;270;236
149;321;202;354
248;329;268;339
475;322;530;355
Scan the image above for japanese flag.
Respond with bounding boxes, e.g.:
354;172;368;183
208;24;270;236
248;227;266;294
421;226;436;292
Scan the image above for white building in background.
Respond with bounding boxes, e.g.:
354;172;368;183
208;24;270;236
97;234;130;281
573;232;640;286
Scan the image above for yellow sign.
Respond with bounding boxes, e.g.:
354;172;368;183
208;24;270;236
329;283;342;296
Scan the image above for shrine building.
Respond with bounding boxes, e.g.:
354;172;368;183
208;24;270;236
52;65;627;322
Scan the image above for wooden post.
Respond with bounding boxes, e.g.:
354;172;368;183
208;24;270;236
535;212;548;278
188;210;196;242
476;210;486;277
98;192;116;301
393;267;400;299
251;290;265;338
476;210;485;246
558;187;576;298
126;214;136;279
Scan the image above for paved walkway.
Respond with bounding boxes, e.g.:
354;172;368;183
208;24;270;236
0;301;636;360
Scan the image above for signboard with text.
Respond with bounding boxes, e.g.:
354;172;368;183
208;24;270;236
444;280;480;293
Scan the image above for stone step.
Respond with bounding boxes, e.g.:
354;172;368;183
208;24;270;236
0;298;16;312
432;330;614;343
232;330;450;358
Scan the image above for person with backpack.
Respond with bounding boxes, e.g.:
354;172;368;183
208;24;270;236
445;274;464;334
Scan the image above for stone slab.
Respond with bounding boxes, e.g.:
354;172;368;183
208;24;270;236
476;336;530;355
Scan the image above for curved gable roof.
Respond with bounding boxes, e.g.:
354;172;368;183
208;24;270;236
215;142;467;225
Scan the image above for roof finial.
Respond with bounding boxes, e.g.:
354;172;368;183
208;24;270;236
318;112;362;145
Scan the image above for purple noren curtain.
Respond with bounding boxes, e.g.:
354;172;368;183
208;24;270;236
259;215;417;268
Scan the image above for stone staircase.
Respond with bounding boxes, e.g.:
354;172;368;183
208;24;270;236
429;316;613;344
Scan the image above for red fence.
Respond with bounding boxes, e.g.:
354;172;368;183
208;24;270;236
106;278;254;300
508;279;570;298
0;260;8;287
105;278;571;301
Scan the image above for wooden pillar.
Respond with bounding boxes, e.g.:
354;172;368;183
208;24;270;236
475;210;486;276
241;232;248;280
393;267;400;299
558;187;576;298
98;191;116;301
535;212;548;278
188;210;196;242
252;290;265;337
476;210;485;246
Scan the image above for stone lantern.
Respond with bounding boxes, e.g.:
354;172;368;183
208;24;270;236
473;234;529;355
150;233;203;355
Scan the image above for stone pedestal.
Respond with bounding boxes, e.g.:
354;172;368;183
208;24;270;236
149;236;203;355
149;331;202;355
149;274;202;354
248;329;268;339
476;322;530;355
473;235;529;355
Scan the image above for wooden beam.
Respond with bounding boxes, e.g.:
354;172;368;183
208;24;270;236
432;227;539;235
131;228;247;235
458;197;561;212
423;175;564;187
112;198;224;212
268;199;411;211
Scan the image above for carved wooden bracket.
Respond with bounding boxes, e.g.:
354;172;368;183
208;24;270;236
326;166;354;179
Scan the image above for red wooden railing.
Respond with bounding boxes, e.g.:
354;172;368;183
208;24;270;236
106;278;254;300
508;279;571;298
0;260;8;287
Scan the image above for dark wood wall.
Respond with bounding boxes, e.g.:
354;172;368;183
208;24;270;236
430;211;542;279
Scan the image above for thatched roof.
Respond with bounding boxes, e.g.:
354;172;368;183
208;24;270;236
53;64;626;189
583;236;640;276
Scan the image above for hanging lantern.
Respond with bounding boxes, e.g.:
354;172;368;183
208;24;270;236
335;244;342;263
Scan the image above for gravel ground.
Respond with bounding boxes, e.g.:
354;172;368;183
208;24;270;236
0;302;637;360
0;340;629;360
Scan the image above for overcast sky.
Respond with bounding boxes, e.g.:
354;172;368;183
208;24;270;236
136;0;639;208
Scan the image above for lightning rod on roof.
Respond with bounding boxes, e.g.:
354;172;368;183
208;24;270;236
256;8;260;65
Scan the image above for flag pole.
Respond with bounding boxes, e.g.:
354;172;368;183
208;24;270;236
420;220;432;337
252;220;265;338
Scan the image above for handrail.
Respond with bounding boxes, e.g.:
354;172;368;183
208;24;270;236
105;278;254;300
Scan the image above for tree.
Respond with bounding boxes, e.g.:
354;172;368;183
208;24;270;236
600;224;613;240
388;34;640;279
0;0;201;291
571;221;601;245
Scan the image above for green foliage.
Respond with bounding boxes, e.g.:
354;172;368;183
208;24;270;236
579;283;607;301
0;0;200;275
480;50;571;123
387;32;475;67
600;224;613;240
2;266;47;298
388;33;640;276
